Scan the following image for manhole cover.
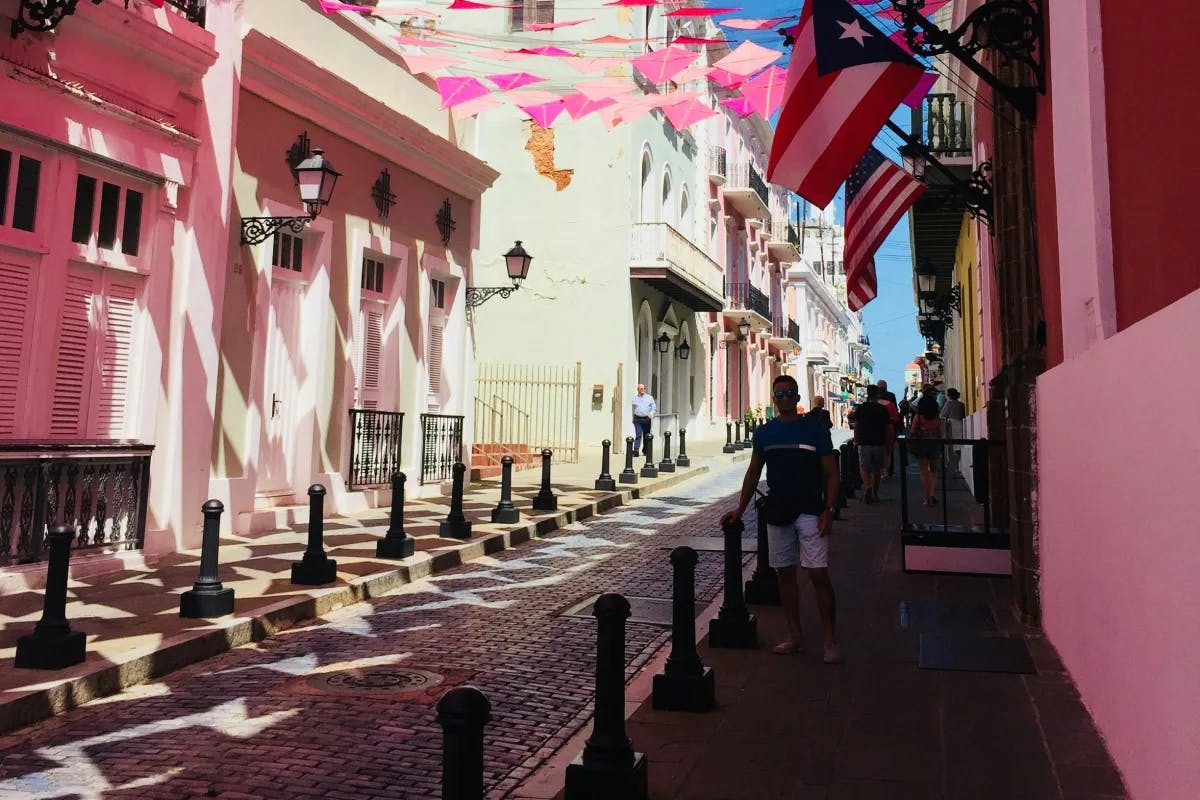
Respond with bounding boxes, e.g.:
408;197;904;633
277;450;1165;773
561;595;685;626
306;666;444;695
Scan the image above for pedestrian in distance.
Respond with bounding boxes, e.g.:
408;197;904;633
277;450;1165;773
806;395;834;430
631;382;655;457
940;388;967;476
721;374;842;664
853;384;891;504
876;379;901;478
909;394;943;505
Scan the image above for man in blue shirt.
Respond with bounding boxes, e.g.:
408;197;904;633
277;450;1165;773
722;374;842;663
630;383;656;456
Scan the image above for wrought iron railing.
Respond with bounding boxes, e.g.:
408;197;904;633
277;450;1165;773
708;146;727;182
726;281;771;320
787;223;804;247
347;409;404;489
910;92;971;158
788;317;801;343
420;413;464;485
161;0;206;26
0;442;153;567
748;163;769;209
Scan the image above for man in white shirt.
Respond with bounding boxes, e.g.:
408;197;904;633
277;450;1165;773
631;383;656;456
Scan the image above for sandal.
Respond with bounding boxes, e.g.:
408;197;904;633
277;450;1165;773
773;639;805;655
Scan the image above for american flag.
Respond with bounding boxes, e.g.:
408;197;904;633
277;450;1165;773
844;146;925;311
767;0;924;207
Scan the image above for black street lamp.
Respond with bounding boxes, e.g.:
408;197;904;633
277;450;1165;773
915;260;938;298
466;241;534;314
241;148;341;245
737;317;751;338
656;332;671;354
676;340;691;360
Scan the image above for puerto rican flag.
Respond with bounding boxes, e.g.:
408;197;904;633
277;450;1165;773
844;146;925;311
767;0;924;207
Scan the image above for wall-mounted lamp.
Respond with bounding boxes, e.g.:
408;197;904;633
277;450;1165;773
655;332;671;354
465;241;533;315
241;148;341;245
676;340;691;360
737;317;751;338
12;0;102;37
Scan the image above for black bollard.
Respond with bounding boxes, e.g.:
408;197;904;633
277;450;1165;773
658;431;676;473
180;500;236;618
440;462;473;539
377;471;415;559
618;436;638;485
675;428;690;467
839;441;859;500
291;484;338;585
15;523;86;670
595;439;617;491
532;449;558;511
490;455;520;523
708;517;758;648
652;547;715;712
743;506;780;606
639;433;658;478
564;593;649;800
722;421;735;454
743;418;754;447
437;686;491;800
832;450;846;518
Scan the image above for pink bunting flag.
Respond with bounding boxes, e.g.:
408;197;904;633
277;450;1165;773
575;77;636;101
890;29;916;56
560;93;616;121
875;0;949;22
631;46;698;84
587;34;638;43
603;0;658;6
519;46;576;57
664;6;739;16
674;65;713;84
477;49;533;61
672;35;724;45
487;72;546;91
707;67;745;90
320;0;375;12
452;96;504;119
506;89;561;106
739;65;786;117
711;41;783;76
436;76;491;109
402;52;464;74
447;0;518;8
610;96;656;124
520;101;566;128
372;5;439;16
527;17;593;30
720;16;793;30
903;71;939;108
720;96;755;117
662;97;718;130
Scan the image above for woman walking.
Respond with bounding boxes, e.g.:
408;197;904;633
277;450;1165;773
909;394;942;505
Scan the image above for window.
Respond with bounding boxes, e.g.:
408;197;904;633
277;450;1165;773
0;146;42;233
430;277;446;309
271;231;304;272
362;255;386;294
70;173;143;256
660;171;672;225
427;277;447;406
510;0;553;31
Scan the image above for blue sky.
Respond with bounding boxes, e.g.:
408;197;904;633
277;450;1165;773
725;0;926;392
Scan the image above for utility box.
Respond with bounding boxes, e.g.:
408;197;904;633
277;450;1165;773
591;384;604;410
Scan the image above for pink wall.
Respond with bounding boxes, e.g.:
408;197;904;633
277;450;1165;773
1038;287;1200;800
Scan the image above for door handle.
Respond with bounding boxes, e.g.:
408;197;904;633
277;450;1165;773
271;393;282;419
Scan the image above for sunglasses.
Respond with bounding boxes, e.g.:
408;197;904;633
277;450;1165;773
773;389;798;399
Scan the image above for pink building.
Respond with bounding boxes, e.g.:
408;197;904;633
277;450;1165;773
0;0;496;572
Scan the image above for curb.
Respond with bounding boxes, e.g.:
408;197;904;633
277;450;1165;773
0;464;712;736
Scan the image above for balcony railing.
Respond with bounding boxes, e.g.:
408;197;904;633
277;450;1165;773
420;413;464;485
727;281;770;320
788;317;801;343
707;146;727;184
0;442;153;567
727;161;770;210
163;0;207;26
347;409;404;489
629;222;725;305
909;92;970;158
787;223;804;247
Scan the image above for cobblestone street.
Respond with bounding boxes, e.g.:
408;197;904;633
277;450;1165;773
0;465;747;800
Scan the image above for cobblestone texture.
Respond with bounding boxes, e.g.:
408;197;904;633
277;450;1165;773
0;468;746;800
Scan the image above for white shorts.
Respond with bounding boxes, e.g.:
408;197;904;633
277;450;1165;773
766;514;827;569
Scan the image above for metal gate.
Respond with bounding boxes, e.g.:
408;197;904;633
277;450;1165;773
475;362;581;462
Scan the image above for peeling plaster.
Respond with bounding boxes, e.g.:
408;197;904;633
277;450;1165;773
524;122;574;190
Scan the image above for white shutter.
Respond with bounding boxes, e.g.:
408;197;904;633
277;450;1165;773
51;270;98;438
0;260;33;436
94;277;138;437
427;319;444;396
362;309;383;410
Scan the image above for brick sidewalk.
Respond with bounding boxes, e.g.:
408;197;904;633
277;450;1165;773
0;443;743;736
515;472;1130;800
